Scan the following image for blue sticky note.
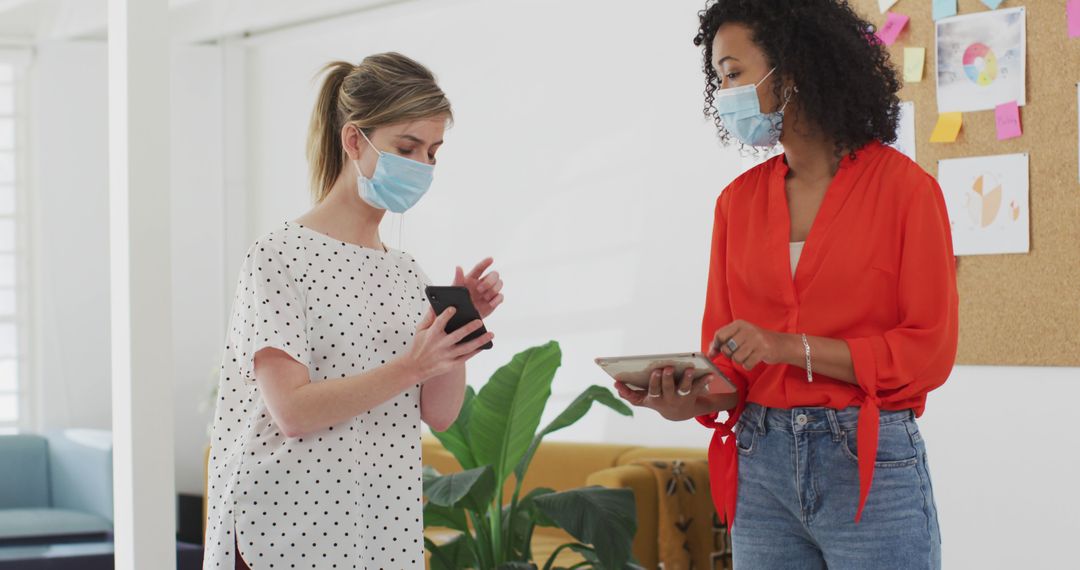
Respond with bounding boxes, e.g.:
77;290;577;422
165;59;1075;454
980;0;1005;8
933;0;957;20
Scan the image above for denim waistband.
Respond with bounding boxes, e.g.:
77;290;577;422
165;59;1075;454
739;402;914;435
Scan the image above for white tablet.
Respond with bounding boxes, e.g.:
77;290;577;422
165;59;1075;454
594;352;737;394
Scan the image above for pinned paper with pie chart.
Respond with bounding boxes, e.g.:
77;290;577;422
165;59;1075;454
937;153;1029;256
963;43;996;85
936;8;1025;113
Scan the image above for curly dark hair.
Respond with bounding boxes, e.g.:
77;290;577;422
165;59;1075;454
694;0;901;155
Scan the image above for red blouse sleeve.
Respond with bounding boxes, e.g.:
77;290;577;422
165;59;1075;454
844;174;959;401
696;188;750;527
700;189;744;385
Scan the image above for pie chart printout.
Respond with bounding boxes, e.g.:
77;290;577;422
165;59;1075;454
962;42;997;86
938;153;1030;256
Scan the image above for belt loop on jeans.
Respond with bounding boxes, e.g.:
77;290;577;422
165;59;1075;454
825;408;842;442
755;404;767;434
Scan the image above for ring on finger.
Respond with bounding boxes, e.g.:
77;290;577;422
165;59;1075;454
676;388;692;397
647;391;661;398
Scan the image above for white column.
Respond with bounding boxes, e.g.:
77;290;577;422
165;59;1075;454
221;40;249;314
108;0;176;568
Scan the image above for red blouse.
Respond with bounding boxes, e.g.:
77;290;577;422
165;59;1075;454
696;142;959;525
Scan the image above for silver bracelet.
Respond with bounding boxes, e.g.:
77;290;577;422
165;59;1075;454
801;333;813;383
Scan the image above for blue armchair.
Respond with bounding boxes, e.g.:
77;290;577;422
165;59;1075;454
0;430;113;544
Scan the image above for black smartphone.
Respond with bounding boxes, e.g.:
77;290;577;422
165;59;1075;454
424;286;494;350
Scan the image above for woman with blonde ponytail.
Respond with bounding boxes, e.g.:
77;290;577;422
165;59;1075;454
204;52;504;569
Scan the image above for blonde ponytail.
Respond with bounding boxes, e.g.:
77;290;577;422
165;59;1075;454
306;53;453;203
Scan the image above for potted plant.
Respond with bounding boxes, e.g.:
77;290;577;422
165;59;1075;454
423;341;642;570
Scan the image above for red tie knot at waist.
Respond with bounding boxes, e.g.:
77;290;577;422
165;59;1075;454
855;395;882;523
696;400;745;529
695;411;735;435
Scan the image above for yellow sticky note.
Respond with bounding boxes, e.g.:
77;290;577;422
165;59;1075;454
930;112;963;143
904;47;925;83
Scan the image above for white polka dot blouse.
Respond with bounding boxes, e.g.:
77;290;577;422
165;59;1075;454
203;222;431;569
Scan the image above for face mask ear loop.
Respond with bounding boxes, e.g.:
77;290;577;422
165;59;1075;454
353;125;382;181
779;85;795;114
754;66;778;89
355;125;382;157
397;213;405;251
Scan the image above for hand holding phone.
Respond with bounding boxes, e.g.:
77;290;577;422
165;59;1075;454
424;286;494;350
406;303;493;382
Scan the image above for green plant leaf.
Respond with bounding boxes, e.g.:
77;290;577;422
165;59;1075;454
467;509;494;569
496;562;537;570
500;486;554;561
566;543;600;565
424;501;469;533
515;385;633;481
432;385;479;470
517;487;555;508
469;341;561;487
564;544;646;569
519;487;558;528
502;504;525;559
542;542;587;570
425;465;496;512
425;534;477;570
502;496;540;561
534;487;637;570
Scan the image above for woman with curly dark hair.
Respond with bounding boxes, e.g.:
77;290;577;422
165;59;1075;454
614;1;957;567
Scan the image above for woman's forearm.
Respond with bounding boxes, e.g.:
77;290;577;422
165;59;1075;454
419;365;467;432
778;333;857;385
270;358;423;438
698;392;739;418
668;392;739;422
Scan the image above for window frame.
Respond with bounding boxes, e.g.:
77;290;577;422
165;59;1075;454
0;49;34;433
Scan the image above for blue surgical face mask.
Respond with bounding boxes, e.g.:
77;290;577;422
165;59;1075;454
712;67;792;148
353;127;434;213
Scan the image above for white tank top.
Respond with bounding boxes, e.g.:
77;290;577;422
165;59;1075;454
790;241;805;277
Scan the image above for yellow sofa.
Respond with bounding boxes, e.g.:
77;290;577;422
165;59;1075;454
204;438;714;568
422;434;710;569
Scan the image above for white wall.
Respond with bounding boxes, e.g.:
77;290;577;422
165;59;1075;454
239;0;1080;567
29;41;227;495
918;366;1080;569
30;42;112;432
169;45;227;495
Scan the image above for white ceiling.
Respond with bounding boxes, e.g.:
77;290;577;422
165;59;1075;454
0;0;51;43
0;0;411;44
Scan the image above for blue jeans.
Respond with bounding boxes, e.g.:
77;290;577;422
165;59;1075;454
731;403;941;570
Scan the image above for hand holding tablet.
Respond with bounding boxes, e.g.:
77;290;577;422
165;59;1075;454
597;352;738;421
595;352;737;394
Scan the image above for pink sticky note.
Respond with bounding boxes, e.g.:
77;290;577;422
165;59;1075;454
995;101;1022;140
876;12;910;45
1069;0;1080;38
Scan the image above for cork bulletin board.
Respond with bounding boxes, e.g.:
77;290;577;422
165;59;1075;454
851;0;1080;365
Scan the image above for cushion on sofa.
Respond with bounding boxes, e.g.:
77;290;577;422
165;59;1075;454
0;436;50;510
46;430;113;523
615;446;707;466
0;508;112;541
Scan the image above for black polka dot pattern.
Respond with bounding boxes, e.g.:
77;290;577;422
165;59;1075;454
203;222;431;569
